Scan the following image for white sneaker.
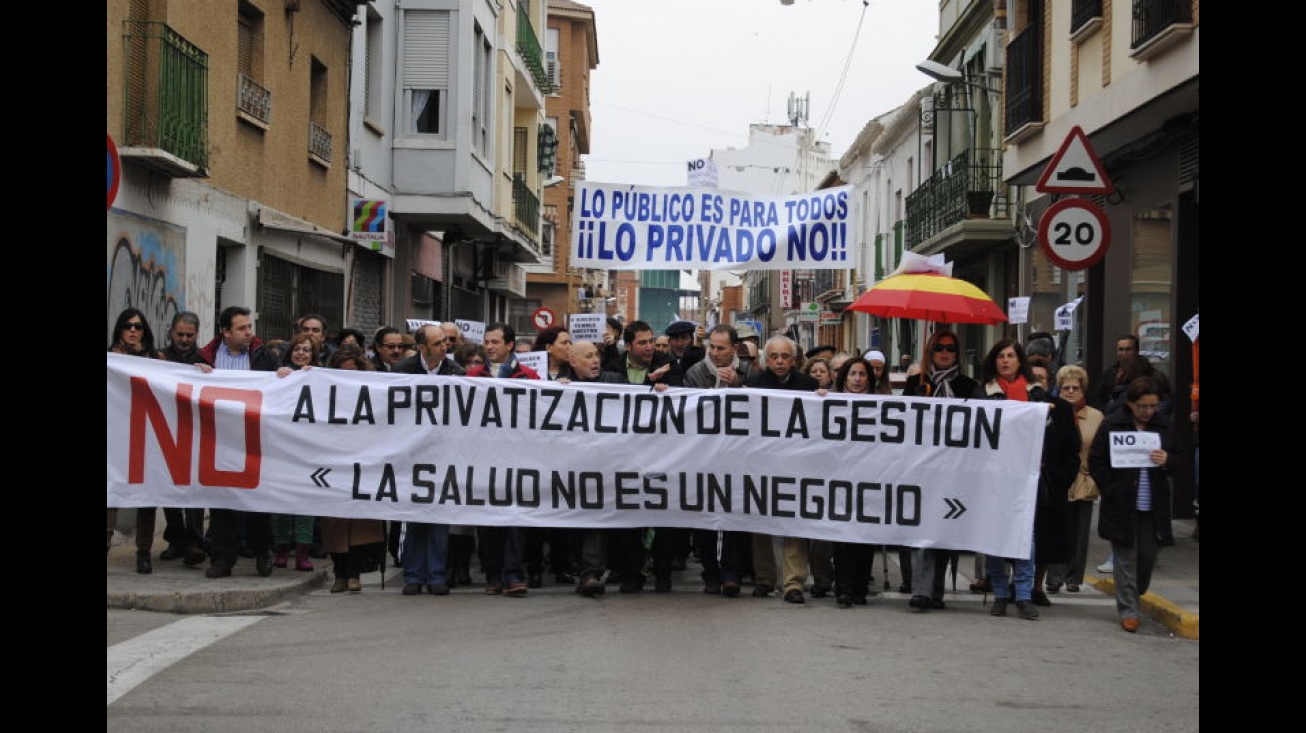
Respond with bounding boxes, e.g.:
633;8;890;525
1095;560;1113;573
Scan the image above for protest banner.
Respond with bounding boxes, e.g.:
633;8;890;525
569;182;856;271
107;354;1046;558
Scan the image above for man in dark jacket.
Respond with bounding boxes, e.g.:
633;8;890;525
600;320;682;593
745;335;827;604
196;306;281;579
158;311;210;567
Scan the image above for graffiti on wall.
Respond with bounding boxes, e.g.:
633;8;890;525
107;211;186;347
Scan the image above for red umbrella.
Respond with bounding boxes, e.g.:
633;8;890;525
846;272;1008;325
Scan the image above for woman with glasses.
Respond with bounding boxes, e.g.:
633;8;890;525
1089;376;1179;633
900;330;980;609
107;308;166;573
1045;364;1105;594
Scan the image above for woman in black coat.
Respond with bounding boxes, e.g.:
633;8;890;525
1088;376;1179;633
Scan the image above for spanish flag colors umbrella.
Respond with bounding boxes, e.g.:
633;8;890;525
847;271;1008;325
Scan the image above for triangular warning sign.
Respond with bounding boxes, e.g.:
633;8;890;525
1035;126;1114;195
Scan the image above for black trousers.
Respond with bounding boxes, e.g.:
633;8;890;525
208;510;272;566
162;507;206;550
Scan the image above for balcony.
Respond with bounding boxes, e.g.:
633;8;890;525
516;11;552;93
1130;0;1194;61
120;20;209;177
905;148;1006;248
237;73;271;127
1003;21;1044;143
512;174;540;234
1071;0;1104;42
309;121;332;164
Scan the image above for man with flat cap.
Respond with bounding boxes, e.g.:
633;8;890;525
664;320;705;375
805;344;836;362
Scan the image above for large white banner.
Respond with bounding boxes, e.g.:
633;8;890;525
569;182;856;271
107;354;1047;558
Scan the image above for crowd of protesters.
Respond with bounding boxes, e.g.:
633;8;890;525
110;307;1184;633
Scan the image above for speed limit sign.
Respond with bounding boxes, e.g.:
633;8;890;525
1038;198;1111;270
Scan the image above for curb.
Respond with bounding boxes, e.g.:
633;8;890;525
107;571;328;614
1086;574;1199;640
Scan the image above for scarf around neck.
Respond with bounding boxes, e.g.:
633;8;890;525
702;353;741;387
928;364;960;398
998;375;1029;400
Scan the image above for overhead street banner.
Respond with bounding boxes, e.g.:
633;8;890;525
569;182;857;271
107;354;1046;558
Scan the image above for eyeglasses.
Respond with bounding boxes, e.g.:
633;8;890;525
123;322;145;331
932;344;957;353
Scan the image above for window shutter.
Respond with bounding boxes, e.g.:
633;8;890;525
403;11;449;88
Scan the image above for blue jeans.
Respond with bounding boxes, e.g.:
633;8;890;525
400;522;450;585
986;541;1036;602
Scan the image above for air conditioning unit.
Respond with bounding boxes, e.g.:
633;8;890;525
486;260;526;297
985;23;1005;72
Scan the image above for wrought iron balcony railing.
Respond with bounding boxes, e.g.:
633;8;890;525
515;12;552;93
309;122;332;162
1004;20;1043;136
238;73;271;123
121;20;209;172
1071;0;1103;32
513;174;540;233
904;148;1005;248
1131;0;1193;49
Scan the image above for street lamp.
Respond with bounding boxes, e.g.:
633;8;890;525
915;59;1001;94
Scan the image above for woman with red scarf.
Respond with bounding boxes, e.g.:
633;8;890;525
977;340;1080;620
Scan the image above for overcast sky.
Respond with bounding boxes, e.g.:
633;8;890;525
577;0;940;188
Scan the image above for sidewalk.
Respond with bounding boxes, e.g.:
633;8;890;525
107;509;1198;639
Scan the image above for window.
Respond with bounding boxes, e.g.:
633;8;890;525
363;8;383;126
472;23;492;153
237;2;270;124
545;28;560;91
308;58;331;162
403;10;450;136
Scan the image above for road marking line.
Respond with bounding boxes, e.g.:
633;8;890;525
107;615;266;706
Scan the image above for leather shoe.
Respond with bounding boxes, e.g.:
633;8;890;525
330;577;348;593
577;577;605;597
135;551;153;575
990;598;1008;616
347;578;362;593
783;589;805;604
752;583;774;598
484;582;504;596
908;595;930;613
182;546;207;566
205;562;233;579
1121;617;1140;633
402;583;423;596
1065;583;1081;593
159;544;186;561
1031;591;1052;607
722;581;741;598
927;598;946;610
1015;600;1040;620
428;583;451;596
809;584;831;599
836;594;853;608
255;553;275;577
505;582;529;597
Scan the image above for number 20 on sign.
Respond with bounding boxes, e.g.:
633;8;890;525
1037;197;1111;271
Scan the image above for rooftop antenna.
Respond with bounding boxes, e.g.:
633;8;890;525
787;91;809;128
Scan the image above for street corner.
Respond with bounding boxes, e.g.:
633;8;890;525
1086;574;1198;640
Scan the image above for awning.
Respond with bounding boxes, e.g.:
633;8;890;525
256;207;353;246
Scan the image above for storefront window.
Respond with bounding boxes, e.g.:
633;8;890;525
1130;205;1174;382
